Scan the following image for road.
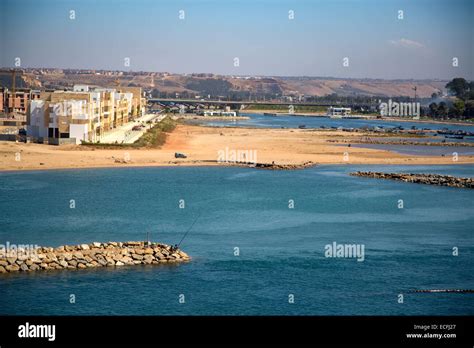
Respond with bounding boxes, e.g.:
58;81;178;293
100;113;165;144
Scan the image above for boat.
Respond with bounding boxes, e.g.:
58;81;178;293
445;135;464;139
298;125;306;129
263;113;277;116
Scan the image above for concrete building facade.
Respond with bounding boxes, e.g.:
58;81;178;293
27;85;145;144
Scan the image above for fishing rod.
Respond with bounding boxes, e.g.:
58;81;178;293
177;212;201;247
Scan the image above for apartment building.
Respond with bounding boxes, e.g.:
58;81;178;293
27;85;144;144
0;88;41;114
117;86;146;118
28;91;102;143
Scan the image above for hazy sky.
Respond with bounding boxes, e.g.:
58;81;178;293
1;0;473;79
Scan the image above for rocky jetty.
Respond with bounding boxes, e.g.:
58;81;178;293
252;161;316;170
408;289;474;293
0;241;190;274
350;171;474;189
327;139;474;147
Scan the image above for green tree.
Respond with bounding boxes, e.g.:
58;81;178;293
446;78;470;99
465;100;474;119
452;99;465;118
438;102;448;118
428;102;438;118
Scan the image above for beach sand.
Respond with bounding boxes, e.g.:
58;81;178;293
0;124;473;171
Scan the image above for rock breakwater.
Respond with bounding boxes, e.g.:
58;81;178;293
252;161;316;170
327;139;474;147
350;171;474;189
0;241;190;274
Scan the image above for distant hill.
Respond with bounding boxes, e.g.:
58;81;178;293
0;69;446;98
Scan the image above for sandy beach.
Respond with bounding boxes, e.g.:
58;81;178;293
0;124;473;172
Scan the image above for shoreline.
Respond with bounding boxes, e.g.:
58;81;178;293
1;124;474;172
244;110;474;126
1;160;473;174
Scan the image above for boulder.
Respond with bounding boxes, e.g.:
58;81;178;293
143;248;154;255
143;255;154;264
73;251;84;259
121;256;133;264
97;258;108;267
154;253;165;260
80;244;90;250
6;264;20;272
115;261;125;266
6;257;17;264
49;262;60;269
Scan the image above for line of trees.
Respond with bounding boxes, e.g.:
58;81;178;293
428;78;474;120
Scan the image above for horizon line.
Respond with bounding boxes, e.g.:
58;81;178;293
0;66;460;83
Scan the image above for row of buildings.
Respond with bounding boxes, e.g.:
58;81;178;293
1;85;145;144
0;88;41;115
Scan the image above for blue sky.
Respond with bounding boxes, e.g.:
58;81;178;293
1;0;472;79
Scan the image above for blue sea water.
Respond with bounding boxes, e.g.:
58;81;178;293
0;165;473;315
187;113;474;132
351;144;474;156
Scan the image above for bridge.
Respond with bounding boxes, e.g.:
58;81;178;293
147;98;376;109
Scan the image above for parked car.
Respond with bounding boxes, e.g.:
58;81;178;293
132;125;143;131
18;128;27;136
175;152;187;159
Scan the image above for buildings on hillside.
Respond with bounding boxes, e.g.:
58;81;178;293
0;88;41;115
26;85;145;144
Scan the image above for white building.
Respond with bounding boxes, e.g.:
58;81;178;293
327;107;351;117
28;99;94;144
203;110;237;117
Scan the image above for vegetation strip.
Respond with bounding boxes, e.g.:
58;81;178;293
81;118;178;149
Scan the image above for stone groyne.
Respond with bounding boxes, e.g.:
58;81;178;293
350;171;474;189
0;241;190;274
167;160;317;170
327;139;474;147
251;161;316;170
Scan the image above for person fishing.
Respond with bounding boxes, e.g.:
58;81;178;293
175;213;201;250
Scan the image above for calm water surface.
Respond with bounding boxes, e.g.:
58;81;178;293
186;113;474;132
0;165;473;315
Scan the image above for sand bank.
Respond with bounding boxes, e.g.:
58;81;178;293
1;124;473;172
